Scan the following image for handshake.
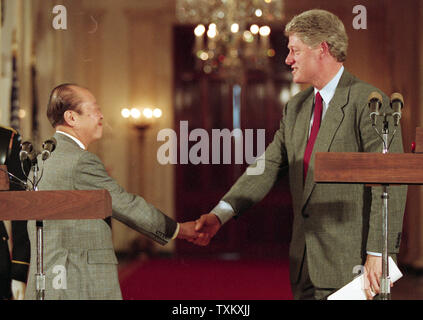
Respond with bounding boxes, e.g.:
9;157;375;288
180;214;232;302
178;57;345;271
176;213;222;246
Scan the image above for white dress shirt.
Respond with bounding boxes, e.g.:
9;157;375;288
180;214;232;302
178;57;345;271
309;65;344;137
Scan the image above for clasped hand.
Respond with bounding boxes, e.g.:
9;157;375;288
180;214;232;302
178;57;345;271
176;213;221;246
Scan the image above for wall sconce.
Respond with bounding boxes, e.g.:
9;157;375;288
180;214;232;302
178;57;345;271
121;107;163;130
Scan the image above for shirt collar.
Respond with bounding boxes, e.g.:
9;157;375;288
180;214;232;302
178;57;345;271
56;130;86;150
314;65;344;105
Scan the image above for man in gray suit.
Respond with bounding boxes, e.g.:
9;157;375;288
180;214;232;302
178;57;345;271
194;9;407;300
25;84;199;299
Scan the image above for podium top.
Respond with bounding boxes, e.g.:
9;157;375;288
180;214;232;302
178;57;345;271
315;128;423;185
0;189;112;220
315;152;423;185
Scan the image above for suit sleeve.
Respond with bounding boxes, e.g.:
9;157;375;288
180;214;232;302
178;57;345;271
358;92;407;254
73;152;177;246
218;104;289;217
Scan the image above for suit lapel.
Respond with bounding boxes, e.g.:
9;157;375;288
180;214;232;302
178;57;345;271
301;70;352;210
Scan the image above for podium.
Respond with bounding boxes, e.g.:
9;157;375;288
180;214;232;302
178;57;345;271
314;127;423;299
315;127;423;184
0;165;112;219
0;164;112;299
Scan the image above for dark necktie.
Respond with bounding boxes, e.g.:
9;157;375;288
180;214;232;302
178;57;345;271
303;92;323;182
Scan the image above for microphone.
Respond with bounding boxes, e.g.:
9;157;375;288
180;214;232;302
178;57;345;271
41;137;57;161
19;141;37;162
390;92;404;126
368;91;383;127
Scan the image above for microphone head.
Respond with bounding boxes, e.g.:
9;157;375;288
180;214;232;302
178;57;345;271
19;141;33;161
21;141;33;153
41;137;57;161
19;151;28;161
390;92;404;126
390;92;404;109
368;91;383;104
42;137;57;153
41;150;50;161
368;92;383;126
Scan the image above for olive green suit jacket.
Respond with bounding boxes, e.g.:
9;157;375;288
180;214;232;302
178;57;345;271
25;133;177;299
215;69;407;289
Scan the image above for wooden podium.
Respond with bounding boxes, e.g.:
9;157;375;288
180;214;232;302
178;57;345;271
0;165;112;219
314;127;423;300
0;164;112;299
315;127;423;184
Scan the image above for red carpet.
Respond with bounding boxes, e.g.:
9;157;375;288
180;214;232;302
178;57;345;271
119;258;293;300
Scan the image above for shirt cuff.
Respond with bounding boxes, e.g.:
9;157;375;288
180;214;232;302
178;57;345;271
171;223;180;240
367;251;382;257
211;201;236;225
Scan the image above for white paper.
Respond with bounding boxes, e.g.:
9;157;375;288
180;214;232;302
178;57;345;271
327;256;403;300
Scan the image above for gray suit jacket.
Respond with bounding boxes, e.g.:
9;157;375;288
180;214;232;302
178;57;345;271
214;69;407;289
25;133;177;299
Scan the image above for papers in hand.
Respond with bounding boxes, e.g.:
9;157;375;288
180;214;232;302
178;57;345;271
327;256;403;300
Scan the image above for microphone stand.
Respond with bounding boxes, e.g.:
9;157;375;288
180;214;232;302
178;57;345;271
23;139;56;301
28;158;45;301
372;112;400;300
380;115;390;300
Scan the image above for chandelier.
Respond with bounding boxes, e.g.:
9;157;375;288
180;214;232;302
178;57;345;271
176;0;284;80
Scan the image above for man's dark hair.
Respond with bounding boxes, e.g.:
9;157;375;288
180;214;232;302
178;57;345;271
46;83;84;128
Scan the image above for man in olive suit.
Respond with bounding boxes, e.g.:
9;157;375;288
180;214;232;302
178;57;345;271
25;84;199;299
194;9;407;300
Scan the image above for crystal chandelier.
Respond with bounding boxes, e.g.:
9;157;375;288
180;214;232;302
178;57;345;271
176;0;284;80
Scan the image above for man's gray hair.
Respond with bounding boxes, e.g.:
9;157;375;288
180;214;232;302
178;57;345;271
285;9;348;62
